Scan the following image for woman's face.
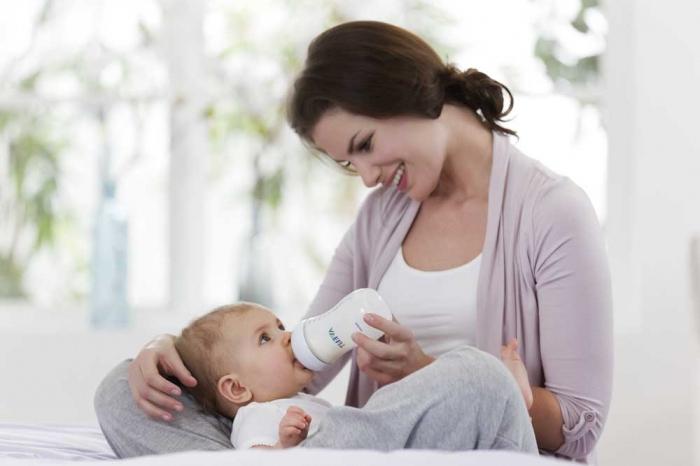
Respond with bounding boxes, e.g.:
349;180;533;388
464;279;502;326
310;108;448;201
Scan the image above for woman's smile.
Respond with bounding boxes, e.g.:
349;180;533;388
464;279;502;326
390;162;405;188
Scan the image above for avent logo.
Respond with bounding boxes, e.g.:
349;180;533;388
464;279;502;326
328;327;345;348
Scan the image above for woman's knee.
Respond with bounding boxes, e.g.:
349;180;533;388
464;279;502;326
440;346;521;401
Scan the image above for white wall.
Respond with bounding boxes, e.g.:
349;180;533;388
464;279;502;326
600;0;700;465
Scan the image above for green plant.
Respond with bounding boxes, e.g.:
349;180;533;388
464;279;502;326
0;110;66;297
534;0;604;103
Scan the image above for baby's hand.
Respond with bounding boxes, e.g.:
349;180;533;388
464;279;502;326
278;406;312;448
500;338;534;411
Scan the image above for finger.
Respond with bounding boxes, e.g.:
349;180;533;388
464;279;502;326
355;346;406;379
501;347;518;362
286;414;306;426
140;364;184;397
286;406;306;415
362;313;414;342
284;412;307;425
136;397;174;422
500;339;518;358
362;366;395;387
361;359;405;380
352;332;396;360
142;387;184;413
128;362;146;400
160;352;197;387
500;345;511;359
286;419;307;430
281;426;302;436
285;409;305;419
129;364;176;410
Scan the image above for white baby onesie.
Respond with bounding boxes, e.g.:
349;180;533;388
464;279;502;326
230;393;332;449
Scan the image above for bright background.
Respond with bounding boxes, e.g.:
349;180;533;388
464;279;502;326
0;1;698;465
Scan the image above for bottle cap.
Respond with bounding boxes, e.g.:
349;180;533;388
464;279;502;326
291;324;329;371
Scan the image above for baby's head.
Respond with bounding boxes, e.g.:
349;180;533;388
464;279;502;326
174;302;314;417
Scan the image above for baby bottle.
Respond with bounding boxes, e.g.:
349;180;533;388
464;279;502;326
291;288;393;371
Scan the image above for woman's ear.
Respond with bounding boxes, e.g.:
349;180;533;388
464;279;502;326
218;374;252;405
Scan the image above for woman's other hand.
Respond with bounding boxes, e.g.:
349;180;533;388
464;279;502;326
351;313;434;386
500;338;534;411
127;334;198;421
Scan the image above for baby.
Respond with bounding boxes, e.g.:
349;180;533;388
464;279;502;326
174;302;332;449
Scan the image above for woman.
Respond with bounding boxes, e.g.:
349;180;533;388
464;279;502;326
95;21;611;462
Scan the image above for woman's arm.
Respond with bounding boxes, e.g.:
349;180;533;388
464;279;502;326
501;339;564;450
530;386;565;451
531;179;614;459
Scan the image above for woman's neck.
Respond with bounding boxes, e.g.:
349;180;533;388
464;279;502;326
432;104;493;203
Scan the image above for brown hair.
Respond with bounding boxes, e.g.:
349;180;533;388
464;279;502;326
174;303;259;415
287;20;516;169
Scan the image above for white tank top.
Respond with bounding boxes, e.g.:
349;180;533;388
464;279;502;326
377;247;481;358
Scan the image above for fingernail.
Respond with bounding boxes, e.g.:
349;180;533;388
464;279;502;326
364;313;374;323
174;404;183;411
171;388;181;396
162;414;172;421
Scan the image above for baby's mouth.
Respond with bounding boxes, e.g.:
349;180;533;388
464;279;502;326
293;357;312;371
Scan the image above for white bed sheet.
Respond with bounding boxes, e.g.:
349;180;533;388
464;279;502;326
0;423;116;461
0;423;568;466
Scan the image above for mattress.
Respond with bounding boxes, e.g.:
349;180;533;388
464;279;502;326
0;423;567;465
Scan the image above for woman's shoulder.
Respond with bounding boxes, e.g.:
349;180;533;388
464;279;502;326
505;143;592;214
501;142;600;242
515;156;601;254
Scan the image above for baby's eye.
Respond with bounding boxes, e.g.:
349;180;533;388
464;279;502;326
278;323;285;331
259;333;271;345
337;160;353;169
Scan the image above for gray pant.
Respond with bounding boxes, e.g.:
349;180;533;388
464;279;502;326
94;346;537;457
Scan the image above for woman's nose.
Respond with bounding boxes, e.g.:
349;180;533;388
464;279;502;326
356;163;381;188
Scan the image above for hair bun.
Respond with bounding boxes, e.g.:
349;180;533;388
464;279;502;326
439;64;515;135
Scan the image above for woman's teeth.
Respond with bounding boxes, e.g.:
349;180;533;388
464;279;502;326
392;163;405;187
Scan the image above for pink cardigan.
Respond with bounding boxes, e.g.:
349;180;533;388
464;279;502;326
303;131;613;461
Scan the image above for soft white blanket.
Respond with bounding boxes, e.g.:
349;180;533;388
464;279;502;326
0;423;567;465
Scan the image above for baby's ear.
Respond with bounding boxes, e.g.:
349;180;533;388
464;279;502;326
218;374;252;405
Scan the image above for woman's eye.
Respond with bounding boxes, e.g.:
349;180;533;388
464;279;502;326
259;333;271;345
338;160;353;169
359;136;372;152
